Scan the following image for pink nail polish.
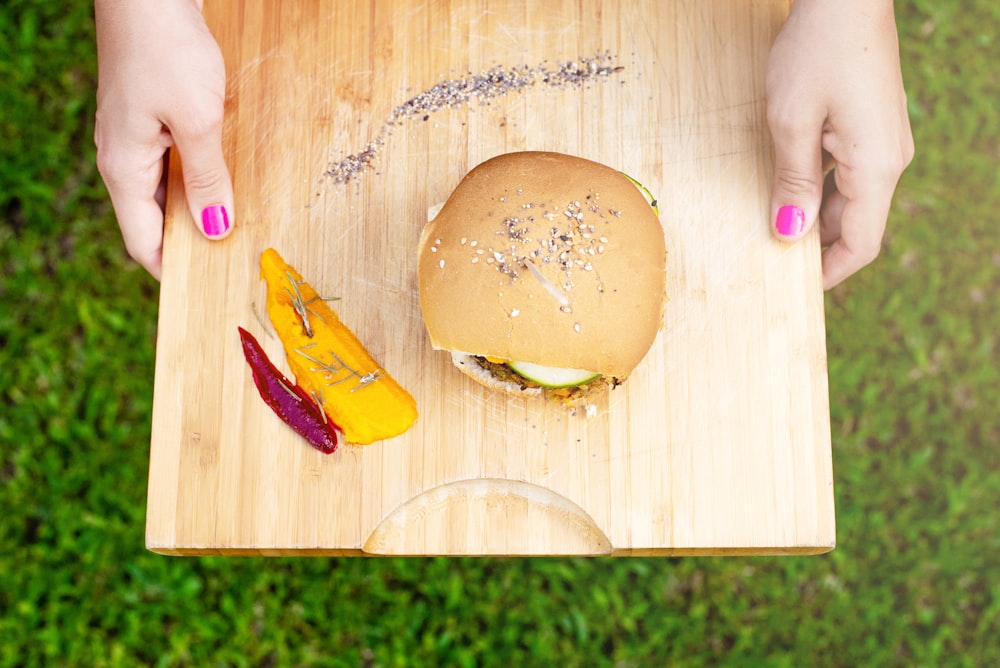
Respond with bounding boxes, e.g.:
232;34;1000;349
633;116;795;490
775;205;805;237
201;205;229;237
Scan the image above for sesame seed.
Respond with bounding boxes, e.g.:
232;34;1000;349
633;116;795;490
574;322;581;333
560;305;572;313
510;308;520;317
439;259;445;269
424;186;620;300
323;54;626;184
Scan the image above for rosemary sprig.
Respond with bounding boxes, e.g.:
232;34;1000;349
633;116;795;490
276;377;302;402
294;346;384;391
283;270;341;338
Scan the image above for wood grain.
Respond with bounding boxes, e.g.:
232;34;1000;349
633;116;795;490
146;0;835;556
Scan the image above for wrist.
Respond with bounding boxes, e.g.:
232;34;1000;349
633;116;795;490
791;0;895;21
95;0;204;11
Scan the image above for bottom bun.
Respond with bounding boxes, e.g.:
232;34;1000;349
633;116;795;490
450;352;615;407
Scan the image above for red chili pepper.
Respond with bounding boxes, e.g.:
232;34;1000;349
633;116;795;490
238;327;340;454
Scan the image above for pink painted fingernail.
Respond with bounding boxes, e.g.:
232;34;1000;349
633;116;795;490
201;205;230;237
775;205;805;237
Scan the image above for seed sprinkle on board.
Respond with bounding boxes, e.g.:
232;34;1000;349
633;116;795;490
324;53;626;184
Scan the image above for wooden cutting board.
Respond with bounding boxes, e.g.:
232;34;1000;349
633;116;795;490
147;0;835;556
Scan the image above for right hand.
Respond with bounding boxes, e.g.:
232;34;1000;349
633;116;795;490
765;0;914;289
94;0;234;280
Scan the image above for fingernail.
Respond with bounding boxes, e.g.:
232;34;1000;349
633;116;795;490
775;205;805;237
201;204;230;237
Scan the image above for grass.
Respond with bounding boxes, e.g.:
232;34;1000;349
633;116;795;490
1;1;998;665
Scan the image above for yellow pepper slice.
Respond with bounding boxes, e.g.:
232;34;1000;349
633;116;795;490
260;248;417;445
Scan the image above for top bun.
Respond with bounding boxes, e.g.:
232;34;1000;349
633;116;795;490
418;151;666;378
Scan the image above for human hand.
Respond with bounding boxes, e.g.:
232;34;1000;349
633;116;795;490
766;0;914;290
94;0;233;280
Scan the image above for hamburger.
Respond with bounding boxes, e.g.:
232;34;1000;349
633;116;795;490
417;151;666;403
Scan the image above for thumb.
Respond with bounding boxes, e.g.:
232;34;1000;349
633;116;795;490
173;118;235;241
767;117;825;242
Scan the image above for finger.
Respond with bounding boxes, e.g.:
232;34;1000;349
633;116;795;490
820;187;891;290
170;103;235;241
95;122;171;279
766;104;826;242
818;168;846;247
113;194;168;280
819;127;910;289
154;151;170;212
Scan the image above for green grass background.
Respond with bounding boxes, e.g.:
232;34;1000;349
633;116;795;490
1;1;998;665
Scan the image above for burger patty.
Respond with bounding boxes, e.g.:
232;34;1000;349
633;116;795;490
472;356;622;401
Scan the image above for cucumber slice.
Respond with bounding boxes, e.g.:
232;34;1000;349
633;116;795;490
621;172;659;217
507;361;601;388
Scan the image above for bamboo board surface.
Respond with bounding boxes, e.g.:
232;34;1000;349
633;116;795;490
147;0;835;556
